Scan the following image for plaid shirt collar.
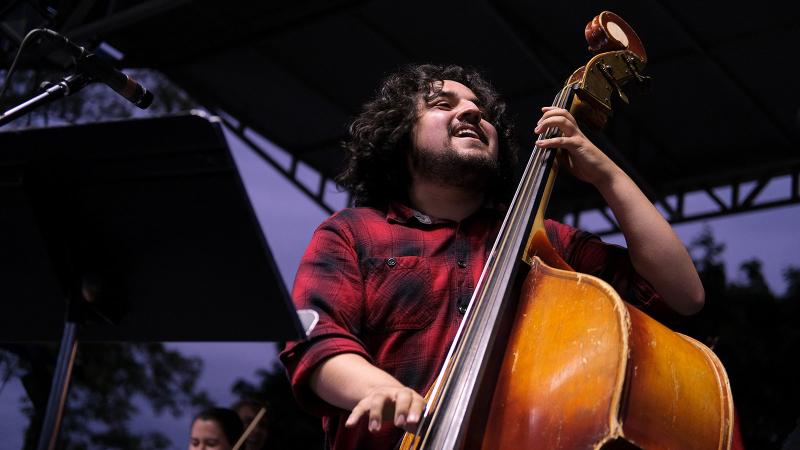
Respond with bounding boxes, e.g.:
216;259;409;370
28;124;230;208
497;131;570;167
385;200;505;226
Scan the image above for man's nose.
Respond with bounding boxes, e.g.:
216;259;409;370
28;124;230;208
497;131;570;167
456;101;482;123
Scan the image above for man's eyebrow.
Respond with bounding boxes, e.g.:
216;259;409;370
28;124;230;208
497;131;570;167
429;90;483;107
433;90;456;99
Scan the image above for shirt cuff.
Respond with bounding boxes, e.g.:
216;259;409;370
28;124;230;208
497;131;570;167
280;334;372;416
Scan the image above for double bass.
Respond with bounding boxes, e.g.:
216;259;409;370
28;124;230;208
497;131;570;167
400;11;734;450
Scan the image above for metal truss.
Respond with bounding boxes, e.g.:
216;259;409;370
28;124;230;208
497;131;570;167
565;166;800;236
487;1;800;235
220;99;799;231
64;0;194;41
0;0;193;47
214;111;345;216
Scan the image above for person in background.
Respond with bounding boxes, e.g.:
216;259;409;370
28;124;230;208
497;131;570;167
232;399;270;450
189;407;244;450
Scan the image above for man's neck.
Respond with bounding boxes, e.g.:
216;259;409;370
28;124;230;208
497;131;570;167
407;177;486;222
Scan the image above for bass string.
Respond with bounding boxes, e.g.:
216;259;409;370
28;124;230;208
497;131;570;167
415;83;576;445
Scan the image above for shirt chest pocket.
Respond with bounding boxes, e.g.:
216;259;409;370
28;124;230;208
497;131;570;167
362;256;436;331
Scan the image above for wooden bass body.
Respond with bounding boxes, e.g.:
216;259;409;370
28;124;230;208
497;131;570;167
481;256;734;449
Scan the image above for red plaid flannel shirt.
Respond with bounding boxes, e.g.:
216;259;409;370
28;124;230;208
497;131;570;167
280;202;664;450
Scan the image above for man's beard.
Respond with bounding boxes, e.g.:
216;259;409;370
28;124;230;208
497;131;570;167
409;143;500;189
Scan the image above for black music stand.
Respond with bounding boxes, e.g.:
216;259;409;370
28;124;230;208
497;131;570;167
0;112;306;449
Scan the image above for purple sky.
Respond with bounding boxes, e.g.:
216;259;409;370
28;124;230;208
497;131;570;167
1;122;798;449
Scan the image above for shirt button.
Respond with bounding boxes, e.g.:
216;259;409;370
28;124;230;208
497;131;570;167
457;260;467;268
386;257;397;267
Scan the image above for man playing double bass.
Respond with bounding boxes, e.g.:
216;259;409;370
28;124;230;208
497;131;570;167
279;64;704;450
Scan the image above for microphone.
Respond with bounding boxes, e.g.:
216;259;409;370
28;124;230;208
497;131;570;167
38;29;154;109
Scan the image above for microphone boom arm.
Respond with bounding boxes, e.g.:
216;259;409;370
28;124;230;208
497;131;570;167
0;73;90;128
0;28;154;127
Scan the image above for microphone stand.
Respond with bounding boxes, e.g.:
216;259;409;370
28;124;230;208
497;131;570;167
1;31;155;447
37;297;83;450
0;73;90;127
1;70;96;449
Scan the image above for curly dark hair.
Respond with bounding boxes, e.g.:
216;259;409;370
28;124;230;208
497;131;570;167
337;63;518;208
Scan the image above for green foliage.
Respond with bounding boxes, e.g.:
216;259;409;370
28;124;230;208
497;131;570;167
685;227;800;449
2;342;211;450
0;350;23;394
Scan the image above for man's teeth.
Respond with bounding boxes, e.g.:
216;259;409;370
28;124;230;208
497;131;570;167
455;129;479;138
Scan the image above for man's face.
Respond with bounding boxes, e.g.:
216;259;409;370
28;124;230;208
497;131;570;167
409;80;500;187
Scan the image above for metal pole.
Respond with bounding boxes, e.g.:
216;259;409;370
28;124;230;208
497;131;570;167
36;320;79;450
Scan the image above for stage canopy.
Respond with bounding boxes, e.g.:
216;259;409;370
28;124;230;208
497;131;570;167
2;0;799;233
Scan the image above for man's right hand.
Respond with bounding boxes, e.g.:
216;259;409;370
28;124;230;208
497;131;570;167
310;353;427;433
345;385;426;433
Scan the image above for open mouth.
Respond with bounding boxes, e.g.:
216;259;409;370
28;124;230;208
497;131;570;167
452;123;487;144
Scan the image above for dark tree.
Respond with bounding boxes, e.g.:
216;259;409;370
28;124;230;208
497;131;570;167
1;343;213;450
684;227;800;449
231;361;324;450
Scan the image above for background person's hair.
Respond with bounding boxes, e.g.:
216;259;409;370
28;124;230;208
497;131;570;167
231;398;270;426
192;407;244;446
337;63;518;208
231;398;268;415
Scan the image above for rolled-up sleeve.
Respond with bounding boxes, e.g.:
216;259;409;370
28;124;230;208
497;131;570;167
280;215;373;416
